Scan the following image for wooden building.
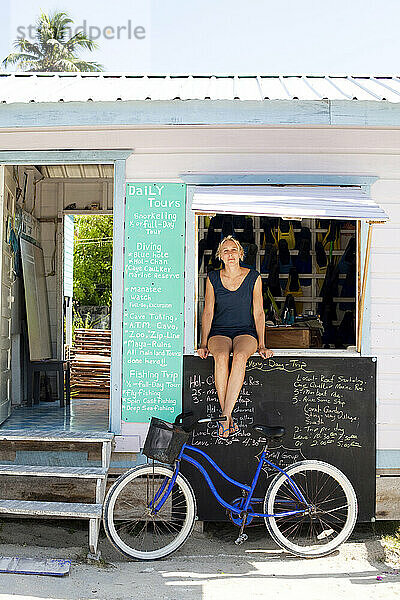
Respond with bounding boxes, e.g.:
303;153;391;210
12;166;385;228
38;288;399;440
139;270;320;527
0;74;397;537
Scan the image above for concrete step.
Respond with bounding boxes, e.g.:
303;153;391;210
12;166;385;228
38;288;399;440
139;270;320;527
0;465;108;478
0;430;114;443
0;499;102;518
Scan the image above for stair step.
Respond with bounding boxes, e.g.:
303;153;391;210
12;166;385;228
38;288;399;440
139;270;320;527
0;465;108;478
0;430;114;443
0;499;102;518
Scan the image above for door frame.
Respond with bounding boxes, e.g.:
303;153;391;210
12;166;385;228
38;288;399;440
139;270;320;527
0;150;132;434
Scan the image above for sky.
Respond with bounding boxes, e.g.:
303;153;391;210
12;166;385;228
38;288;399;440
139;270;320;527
1;0;399;73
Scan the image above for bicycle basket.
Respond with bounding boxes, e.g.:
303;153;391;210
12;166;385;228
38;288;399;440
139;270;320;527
143;417;191;464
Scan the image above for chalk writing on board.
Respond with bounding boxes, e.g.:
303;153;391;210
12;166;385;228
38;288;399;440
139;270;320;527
189;372;266;447
186;358;367;451
291;371;364;448
246;358;314;373
256;446;307;476
121;183;186;423
182;356;376;522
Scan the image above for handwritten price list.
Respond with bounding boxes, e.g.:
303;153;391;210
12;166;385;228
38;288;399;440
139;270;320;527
183;356;376;522
186;357;375;453
122;183;186;423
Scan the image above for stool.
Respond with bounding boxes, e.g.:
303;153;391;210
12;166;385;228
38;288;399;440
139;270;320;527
27;360;70;407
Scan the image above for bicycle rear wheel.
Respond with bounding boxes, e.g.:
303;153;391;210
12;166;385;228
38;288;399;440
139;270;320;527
264;460;357;558
103;464;196;560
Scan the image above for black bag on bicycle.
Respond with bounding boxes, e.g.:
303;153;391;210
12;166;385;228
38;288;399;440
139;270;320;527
143;417;191;464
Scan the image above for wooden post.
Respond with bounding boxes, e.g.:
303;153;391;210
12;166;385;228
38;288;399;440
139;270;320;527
357;222;373;353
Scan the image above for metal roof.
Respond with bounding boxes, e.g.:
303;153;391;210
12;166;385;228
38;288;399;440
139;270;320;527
2;73;400;103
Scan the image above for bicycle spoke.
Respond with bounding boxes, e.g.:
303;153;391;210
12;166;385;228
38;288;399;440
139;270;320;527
266;463;357;556
104;466;195;559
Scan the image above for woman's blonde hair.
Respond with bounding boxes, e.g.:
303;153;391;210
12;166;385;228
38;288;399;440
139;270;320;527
216;235;245;261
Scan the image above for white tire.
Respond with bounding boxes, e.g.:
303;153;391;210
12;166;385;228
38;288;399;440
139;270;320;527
264;460;358;558
103;464;196;560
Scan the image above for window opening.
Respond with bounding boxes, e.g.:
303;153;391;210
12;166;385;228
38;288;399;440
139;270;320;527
197;214;357;351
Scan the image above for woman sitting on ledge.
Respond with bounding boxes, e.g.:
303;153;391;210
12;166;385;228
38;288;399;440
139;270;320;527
197;235;273;439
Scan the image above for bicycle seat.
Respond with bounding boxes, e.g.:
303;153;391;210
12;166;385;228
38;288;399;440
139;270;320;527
252;425;285;439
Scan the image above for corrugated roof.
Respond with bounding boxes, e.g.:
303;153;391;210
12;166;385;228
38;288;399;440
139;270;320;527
1;73;400;103
41;164;113;178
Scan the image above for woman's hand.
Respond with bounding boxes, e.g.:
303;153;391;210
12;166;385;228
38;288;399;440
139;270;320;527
258;346;273;359
197;346;210;359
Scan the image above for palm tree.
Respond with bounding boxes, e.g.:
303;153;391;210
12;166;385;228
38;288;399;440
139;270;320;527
3;11;103;72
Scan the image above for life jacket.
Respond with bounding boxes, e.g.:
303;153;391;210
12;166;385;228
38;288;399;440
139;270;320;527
278;219;296;250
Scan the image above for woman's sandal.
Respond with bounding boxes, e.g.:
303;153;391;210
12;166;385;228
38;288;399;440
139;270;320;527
229;418;240;437
217;421;230;439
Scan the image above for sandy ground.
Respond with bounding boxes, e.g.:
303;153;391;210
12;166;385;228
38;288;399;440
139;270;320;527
0;519;398;600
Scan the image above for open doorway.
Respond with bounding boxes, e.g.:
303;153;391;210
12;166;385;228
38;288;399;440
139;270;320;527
0;163;114;432
67;213;113;429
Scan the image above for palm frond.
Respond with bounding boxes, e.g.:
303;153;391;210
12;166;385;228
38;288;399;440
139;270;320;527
54;57;103;72
65;33;99;53
12;38;43;58
2;52;40;67
71;60;103;72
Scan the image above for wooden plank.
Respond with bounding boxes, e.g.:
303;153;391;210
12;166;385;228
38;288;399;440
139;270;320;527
377;469;400;476
266;327;311;349
376;476;400;519
70;329;111;399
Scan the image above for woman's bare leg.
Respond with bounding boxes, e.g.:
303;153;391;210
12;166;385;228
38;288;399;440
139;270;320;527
208;335;232;423
222;335;258;429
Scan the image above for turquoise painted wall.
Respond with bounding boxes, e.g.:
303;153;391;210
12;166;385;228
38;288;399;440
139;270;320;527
122;183;186;423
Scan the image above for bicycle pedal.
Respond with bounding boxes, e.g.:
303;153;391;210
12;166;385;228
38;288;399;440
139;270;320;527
234;533;248;545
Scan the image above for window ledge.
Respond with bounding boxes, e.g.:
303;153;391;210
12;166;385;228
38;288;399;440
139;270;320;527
189;348;362;358
266;348;360;357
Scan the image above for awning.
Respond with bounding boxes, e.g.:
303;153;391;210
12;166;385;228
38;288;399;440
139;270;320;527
192;185;389;221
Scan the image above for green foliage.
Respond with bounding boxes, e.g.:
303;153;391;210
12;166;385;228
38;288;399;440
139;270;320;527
382;524;400;566
3;10;103;72
73;215;113;307
72;307;103;335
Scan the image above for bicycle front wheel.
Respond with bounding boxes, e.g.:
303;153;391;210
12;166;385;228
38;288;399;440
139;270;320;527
103;464;196;560
264;460;358;558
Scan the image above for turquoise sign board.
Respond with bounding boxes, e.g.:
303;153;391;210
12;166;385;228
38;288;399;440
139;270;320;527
122;183;186;423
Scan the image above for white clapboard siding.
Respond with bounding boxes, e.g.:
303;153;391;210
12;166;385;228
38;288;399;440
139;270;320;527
375;354;400;376
371;253;400;274
371;302;400;325
371;278;400;299
371;191;400;449
377;425;400;450
378;401;400;423
376;377;400;402
373;227;400;248
371;329;400;350
126;152;400;181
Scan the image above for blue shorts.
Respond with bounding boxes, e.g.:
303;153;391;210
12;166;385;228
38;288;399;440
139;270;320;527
208;329;258;342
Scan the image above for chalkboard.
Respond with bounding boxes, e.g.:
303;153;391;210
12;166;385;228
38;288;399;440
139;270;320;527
122;183;186;423
182;356;376;522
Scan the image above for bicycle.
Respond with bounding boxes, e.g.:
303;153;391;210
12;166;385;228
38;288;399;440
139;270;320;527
103;414;358;561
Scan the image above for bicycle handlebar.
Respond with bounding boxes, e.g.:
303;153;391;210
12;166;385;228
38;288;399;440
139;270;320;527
198;416;227;424
174;412;227;432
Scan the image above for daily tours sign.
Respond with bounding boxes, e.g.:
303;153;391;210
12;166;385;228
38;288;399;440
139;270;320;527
122;183;186;423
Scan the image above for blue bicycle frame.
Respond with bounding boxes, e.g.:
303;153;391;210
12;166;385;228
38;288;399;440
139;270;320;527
150;442;310;520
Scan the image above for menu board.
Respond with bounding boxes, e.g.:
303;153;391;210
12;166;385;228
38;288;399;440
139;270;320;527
182;356;376;521
122;183;186;423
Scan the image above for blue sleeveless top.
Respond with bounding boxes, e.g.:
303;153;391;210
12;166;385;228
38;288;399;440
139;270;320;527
208;268;259;340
